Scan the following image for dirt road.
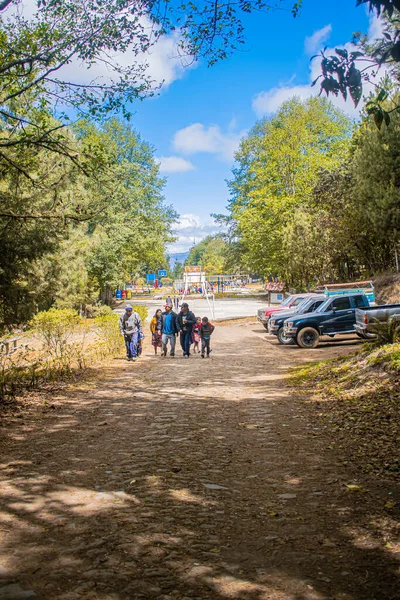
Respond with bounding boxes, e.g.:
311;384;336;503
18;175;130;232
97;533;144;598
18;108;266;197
0;323;399;600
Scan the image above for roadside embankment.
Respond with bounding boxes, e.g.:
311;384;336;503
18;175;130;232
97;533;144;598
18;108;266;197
374;272;400;304
290;344;400;480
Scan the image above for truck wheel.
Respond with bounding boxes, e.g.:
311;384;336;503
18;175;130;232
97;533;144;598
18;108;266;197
296;327;320;349
277;327;295;345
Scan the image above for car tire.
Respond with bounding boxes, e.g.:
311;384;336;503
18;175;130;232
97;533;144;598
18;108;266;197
277;327;295;345
296;327;320;349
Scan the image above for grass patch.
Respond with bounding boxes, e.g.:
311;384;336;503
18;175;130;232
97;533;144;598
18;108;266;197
290;346;400;480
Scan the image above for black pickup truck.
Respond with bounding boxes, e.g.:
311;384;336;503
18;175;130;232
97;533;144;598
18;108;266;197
268;295;325;345
283;294;370;348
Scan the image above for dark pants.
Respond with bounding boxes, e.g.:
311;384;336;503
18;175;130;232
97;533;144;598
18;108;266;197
124;332;139;358
201;337;211;355
180;330;192;356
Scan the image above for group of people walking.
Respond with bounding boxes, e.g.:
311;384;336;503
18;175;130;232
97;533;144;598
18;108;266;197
119;302;215;362
150;302;215;358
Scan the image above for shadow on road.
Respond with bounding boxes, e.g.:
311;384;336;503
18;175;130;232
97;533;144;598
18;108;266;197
0;325;398;600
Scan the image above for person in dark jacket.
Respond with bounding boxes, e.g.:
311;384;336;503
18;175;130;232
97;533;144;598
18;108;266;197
176;302;196;358
199;317;215;358
160;304;178;357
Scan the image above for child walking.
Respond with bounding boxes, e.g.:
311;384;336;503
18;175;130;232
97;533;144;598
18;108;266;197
199;317;215;358
192;317;201;353
150;309;162;355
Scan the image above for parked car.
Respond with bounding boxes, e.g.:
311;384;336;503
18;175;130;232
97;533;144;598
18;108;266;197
283;294;370;348
268;295;326;345
355;303;400;338
257;293;310;330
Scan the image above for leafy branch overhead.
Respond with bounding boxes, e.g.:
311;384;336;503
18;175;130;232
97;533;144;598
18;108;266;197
313;0;400;127
0;0;294;158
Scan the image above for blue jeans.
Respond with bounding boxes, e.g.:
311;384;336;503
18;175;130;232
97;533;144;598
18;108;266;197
124;332;139;358
180;330;192;356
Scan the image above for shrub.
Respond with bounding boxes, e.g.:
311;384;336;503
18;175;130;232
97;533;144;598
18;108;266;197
92;304;114;318
31;308;81;356
131;305;148;323
369;317;400;346
95;314;124;356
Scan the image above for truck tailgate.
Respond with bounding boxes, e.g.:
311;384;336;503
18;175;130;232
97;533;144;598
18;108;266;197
356;304;400;325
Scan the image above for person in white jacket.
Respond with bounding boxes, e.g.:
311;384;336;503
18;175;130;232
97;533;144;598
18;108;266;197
119;305;142;361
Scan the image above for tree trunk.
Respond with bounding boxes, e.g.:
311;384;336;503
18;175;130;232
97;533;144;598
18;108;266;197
100;286;113;306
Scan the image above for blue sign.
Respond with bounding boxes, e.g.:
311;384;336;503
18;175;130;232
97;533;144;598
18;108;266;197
158;270;167;278
146;273;156;282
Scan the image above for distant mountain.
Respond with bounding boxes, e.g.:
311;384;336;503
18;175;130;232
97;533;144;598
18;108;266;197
169;251;189;268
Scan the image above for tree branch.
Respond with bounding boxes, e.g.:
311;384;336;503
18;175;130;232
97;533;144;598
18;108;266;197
0;0;14;12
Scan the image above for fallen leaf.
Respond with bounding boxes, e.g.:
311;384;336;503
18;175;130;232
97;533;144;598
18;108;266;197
345;484;367;493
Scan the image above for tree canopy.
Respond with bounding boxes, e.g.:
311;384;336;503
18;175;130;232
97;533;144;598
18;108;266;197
220;97;352;288
0;116;176;325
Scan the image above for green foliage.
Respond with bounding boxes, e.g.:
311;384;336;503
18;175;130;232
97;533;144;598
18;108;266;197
131;305;148;323
0;0;297;163
0;117;176;324
172;262;184;280
94;314;124;357
31;308;81;356
92;305;114;318
186;235;228;275
161;277;173;285
368;318;400;346
224;97;352;287
315;2;400;126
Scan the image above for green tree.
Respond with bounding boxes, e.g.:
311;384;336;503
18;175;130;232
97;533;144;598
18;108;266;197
186;235;227;275
80;119;177;304
224;97;352;287
172;261;184;280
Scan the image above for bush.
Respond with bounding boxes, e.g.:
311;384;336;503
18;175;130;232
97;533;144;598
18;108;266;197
92;304;114;318
369;317;400;346
31;308;81;356
95;314;123;356
131;305;148;323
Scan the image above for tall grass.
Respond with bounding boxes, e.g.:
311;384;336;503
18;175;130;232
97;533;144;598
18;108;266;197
0;306;148;401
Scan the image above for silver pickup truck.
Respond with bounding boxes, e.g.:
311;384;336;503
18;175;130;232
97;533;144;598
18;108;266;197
355;304;400;337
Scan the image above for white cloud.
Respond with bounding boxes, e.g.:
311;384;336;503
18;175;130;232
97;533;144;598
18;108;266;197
169;213;225;253
173;123;245;161
304;25;332;55
158;156;195;173
252;15;389;119
253;84;318;117
5;2;193;91
368;13;385;42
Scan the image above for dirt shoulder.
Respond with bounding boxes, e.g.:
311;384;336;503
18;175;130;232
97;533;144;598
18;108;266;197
0;323;399;600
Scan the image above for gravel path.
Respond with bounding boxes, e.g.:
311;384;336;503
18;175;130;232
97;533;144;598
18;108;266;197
0;323;398;600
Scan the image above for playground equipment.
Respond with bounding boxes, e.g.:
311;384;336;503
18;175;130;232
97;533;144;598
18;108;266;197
181;266;215;320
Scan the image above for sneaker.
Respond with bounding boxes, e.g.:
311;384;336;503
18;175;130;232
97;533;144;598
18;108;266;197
132;357;137;362
201;353;205;358
184;355;189;359
127;356;132;361
170;353;175;357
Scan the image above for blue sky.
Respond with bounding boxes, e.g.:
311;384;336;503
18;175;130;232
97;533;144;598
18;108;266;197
125;0;375;252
